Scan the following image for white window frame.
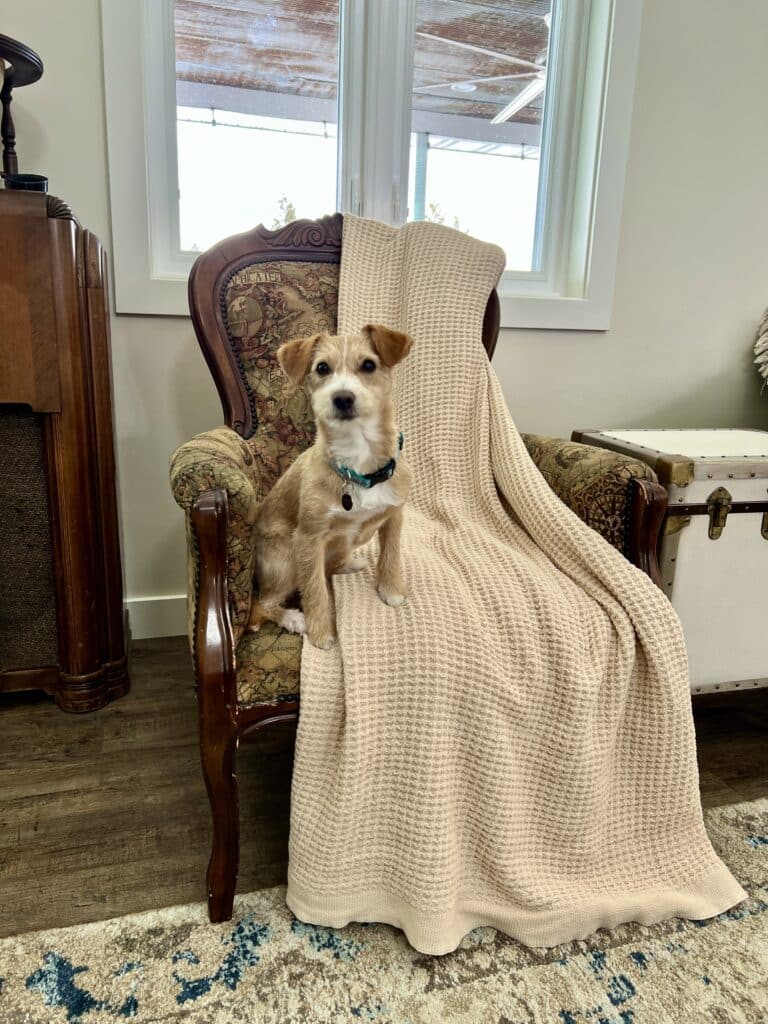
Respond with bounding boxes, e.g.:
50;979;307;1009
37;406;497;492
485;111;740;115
101;0;642;328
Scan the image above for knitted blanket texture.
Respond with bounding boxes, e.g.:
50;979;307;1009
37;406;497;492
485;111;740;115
285;216;745;954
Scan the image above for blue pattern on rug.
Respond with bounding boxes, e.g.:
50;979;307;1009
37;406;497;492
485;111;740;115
559;1007;636;1023
666;941;688;953
172;914;270;1005
114;963;141;978
291;919;364;960
587;950;607;977
171;950;199;965
16;886;767;1023
351;1002;389;1019
25;951;138;1022
607;974;636;1006
558;948;644;1024
747;834;768;848
628;951;649;971
554;902;768;1024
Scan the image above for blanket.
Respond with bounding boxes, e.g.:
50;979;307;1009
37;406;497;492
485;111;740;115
285;216;745;955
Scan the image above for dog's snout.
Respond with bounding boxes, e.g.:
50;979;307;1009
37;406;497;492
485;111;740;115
332;391;356;414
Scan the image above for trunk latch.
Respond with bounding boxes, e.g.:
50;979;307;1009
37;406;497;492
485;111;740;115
707;486;732;540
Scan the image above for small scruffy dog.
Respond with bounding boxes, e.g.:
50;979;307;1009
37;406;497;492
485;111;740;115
247;324;413;650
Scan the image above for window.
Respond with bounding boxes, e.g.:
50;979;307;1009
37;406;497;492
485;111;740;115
176;109;338;253
408;135;542;273
102;0;642;327
174;0;341;249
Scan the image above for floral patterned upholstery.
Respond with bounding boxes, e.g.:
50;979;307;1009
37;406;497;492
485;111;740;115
235;622;300;707
223;260;339;488
521;433;658;555
171;256;658;710
170;426;265;644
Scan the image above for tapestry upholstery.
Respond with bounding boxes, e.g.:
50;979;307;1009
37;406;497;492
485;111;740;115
223;260;339;487
520;433;658;556
170;426;264;645
236;622;301;706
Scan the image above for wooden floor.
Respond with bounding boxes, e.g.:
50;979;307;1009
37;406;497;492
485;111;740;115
1;637;766;938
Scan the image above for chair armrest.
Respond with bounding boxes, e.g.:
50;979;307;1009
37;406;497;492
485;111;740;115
170;426;264;644
190;489;238;715
170;426;265;520
520;433;661;561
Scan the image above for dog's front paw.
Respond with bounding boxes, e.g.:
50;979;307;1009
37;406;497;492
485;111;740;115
307;626;335;651
280;609;306;635
307;618;335;651
377;583;407;608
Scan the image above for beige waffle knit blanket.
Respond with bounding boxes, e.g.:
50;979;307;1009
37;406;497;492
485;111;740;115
285;216;745;954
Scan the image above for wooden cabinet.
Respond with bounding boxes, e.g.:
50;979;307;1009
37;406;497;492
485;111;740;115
0;191;129;711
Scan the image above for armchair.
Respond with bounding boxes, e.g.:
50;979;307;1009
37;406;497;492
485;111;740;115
169;213;668;923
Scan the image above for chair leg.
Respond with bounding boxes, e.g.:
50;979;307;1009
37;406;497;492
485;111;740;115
201;730;239;922
191;489;241;923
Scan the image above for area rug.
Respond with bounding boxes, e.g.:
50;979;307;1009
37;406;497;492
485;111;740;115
1;799;765;1024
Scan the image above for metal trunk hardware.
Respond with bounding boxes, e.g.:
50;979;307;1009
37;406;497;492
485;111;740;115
707;487;732;540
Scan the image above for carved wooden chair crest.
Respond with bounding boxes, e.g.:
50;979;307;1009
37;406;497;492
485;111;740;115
170;214;667;922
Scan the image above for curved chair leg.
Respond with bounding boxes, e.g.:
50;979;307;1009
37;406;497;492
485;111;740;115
191;490;241;923
201;729;239;922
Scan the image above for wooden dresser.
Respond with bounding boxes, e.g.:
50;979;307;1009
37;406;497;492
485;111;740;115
0;190;129;711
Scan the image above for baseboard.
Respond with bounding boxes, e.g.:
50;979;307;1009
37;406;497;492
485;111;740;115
126;595;186;639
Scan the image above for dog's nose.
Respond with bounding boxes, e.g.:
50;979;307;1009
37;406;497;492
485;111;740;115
332;391;356;413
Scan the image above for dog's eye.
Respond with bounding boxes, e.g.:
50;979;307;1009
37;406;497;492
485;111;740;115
360;359;376;373
315;361;331;376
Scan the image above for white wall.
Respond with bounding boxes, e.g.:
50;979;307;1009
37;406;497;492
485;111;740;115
494;0;768;437
4;0;767;637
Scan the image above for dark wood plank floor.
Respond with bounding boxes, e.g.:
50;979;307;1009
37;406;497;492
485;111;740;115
1;637;766;938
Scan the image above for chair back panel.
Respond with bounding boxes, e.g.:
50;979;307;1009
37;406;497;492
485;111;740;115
188;213;500;484
223;259;338;485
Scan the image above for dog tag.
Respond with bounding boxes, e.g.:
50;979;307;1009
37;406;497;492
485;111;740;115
341;492;353;511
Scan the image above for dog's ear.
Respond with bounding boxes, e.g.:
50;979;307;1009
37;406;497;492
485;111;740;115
277;333;323;387
362;324;414;368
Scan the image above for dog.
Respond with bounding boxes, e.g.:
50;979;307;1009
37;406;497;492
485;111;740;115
247;323;414;650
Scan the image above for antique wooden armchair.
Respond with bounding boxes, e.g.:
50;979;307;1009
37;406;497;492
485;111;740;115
169;213;668;923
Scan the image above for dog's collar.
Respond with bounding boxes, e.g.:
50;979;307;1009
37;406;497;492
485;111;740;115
329;432;404;491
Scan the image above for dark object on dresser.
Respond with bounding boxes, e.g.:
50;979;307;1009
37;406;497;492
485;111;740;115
0;191;129;711
5;173;47;191
0;33;43;181
169;213;666;923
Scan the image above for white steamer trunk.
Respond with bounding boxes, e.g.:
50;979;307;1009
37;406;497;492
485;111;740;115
577;429;768;695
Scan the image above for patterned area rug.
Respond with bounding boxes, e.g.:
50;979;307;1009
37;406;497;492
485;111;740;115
1;799;766;1024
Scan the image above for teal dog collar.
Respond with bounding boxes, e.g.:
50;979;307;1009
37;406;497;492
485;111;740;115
330;432;404;510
